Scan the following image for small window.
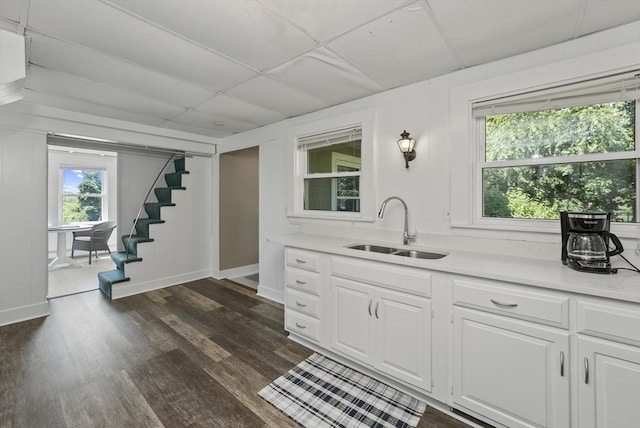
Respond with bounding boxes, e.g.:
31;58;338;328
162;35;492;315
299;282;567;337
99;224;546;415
475;73;639;224
299;126;362;213
62;168;106;222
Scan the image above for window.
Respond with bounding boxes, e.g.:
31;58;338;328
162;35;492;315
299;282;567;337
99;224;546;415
475;73;639;224
299;127;362;212
62;168;106;222
288;109;374;221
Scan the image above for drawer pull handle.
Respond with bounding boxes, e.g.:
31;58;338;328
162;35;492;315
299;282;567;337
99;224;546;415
295;258;307;264
368;300;372;316
295;301;307;307
560;352;565;377
295;322;307;329
295;279;307;285
490;299;518;308
584;357;589;384
375;302;379;319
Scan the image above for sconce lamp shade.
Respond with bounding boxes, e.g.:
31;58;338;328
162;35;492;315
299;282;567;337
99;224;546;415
396;130;416;168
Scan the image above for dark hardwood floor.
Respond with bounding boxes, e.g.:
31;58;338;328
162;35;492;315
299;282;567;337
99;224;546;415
0;278;470;427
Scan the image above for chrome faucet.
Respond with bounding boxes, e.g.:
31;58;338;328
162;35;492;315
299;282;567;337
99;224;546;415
378;196;416;245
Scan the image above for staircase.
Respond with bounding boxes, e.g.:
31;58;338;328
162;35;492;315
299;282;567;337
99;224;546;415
98;157;189;299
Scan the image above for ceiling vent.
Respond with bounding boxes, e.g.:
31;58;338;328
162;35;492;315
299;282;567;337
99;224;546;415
0;29;26;106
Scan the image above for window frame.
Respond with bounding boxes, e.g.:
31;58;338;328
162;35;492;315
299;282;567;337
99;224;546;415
287;109;375;221
470;76;640;235
60;166;108;223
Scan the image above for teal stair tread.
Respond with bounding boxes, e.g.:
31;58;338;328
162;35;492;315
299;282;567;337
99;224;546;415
123;235;154;243
167;186;186;190
111;252;142;264
136;218;165;225
146;202;176;207
98;269;129;285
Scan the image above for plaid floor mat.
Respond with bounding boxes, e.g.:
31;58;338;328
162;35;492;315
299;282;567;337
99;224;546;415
259;353;427;428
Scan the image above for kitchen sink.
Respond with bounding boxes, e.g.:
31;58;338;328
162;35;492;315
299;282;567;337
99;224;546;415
346;244;398;254
346;244;447;259
392;250;447;259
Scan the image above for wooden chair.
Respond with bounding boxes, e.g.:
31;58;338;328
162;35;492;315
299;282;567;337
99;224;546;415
71;221;117;265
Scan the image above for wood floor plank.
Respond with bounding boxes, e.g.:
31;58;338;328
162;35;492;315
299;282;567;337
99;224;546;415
171;284;223;312
160;313;231;363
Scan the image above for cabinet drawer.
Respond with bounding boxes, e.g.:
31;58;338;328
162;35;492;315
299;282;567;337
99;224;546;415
286;248;320;272
285;311;320;342
577;299;640;346
286;288;321;319
331;256;431;297
452;277;569;328
286;267;320;295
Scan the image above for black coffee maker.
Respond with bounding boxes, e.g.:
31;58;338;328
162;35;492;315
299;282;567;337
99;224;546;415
560;211;624;274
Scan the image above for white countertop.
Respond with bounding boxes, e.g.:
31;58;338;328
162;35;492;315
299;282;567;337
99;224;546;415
271;233;640;303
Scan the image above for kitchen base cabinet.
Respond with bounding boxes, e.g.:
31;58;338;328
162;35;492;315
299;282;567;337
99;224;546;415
331;276;432;392
453;307;570;428
578;337;640;428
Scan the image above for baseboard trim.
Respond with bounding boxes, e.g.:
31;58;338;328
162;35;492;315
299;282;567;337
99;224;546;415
0;301;49;327
257;284;283;304
111;269;211;300
211;263;259;280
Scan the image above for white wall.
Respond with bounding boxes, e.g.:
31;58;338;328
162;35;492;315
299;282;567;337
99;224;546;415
0;102;217;326
220;22;640;303
0;127;48;326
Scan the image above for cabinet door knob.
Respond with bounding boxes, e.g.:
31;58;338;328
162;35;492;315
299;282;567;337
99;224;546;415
295;301;307;307
490;299;518;308
368;300;372;316
295;322;306;329
560;352;565;377
375;302;379;319
295;279;307;285
295;258;307;264
584;357;589;384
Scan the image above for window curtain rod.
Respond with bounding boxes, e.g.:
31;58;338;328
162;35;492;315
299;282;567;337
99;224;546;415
47;132;216;158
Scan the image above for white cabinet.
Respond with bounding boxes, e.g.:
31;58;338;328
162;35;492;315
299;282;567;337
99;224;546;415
284;248;326;344
451;277;570;428
330;258;433;392
576;299;640;428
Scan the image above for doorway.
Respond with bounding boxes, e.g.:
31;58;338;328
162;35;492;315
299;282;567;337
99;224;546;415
47;144;118;298
219;146;259;287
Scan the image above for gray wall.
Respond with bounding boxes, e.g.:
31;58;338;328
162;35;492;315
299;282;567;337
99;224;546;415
219;146;259;271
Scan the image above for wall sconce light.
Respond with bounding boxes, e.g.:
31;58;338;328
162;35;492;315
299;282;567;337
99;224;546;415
396;130;416;168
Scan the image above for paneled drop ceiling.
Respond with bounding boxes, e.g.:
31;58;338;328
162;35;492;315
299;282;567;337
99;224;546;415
1;0;639;138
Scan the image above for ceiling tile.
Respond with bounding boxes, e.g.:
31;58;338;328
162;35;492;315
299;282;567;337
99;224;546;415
110;0;317;71
195;94;286;126
26;0;257;92
0;1;24;24
329;4;459;89
159;120;231;138
267;47;384;106
225;75;328;117
169;109;256;135
28;33;215;108
25;65;186;119
22;89;165;127
428;0;581;67
264;0;413;41
580;0;640;35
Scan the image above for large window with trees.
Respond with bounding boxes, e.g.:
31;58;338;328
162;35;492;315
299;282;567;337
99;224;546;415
62;168;106;222
475;73;639;224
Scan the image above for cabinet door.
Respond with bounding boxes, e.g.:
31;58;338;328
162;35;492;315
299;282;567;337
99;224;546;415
453;307;570;428
578;337;640;428
374;288;432;391
331;278;373;364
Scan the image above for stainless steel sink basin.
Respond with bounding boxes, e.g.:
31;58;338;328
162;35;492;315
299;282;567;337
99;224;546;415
392;250;447;259
346;244;398;254
346;244;447;259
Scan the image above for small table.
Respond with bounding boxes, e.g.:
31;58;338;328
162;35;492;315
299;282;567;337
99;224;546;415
48;224;91;270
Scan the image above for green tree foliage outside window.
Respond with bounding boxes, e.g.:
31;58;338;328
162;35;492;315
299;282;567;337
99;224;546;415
483;101;637;222
62;169;104;222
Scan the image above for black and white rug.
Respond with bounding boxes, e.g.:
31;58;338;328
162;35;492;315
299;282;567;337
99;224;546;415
259;353;426;428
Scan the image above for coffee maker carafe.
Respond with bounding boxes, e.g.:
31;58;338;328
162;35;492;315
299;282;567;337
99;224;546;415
560;211;624;274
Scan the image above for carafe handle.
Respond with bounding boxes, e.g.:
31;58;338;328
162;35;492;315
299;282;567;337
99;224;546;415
604;231;624;257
